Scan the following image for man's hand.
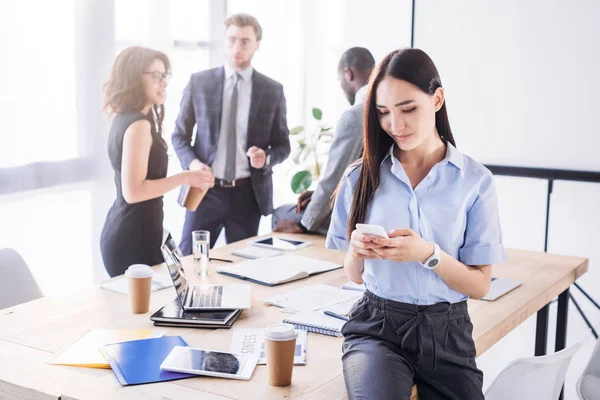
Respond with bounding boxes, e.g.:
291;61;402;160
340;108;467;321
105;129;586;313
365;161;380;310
189;159;210;172
296;190;313;213
274;220;304;233
246;146;266;169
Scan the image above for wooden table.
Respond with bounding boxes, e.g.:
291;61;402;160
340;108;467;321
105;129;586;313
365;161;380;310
0;234;588;400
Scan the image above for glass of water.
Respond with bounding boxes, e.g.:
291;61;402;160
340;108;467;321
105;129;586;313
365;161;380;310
191;230;210;276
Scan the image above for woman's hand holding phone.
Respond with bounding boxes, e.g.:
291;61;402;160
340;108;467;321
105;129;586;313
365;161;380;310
349;228;387;260
369;228;434;263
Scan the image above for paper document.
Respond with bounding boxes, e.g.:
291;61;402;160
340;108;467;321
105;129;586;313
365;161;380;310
229;328;307;365
101;273;172;295
263;284;362;313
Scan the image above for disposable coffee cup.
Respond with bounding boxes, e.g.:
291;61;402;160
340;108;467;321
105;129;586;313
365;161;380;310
264;323;297;386
125;264;153;314
184;187;207;211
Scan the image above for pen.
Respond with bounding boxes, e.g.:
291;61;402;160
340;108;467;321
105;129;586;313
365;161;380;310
323;310;349;321
209;257;234;263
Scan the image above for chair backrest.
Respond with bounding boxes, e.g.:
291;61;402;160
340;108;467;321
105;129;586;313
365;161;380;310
0;248;43;309
577;338;600;400
485;342;582;400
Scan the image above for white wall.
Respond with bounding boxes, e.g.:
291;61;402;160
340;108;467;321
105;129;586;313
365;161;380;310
414;0;600;171
414;1;600;397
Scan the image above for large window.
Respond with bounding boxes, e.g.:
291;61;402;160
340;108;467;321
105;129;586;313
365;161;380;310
0;1;77;168
115;0;214;139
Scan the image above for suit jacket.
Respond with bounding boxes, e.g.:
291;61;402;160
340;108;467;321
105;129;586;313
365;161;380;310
300;101;365;233
172;66;290;216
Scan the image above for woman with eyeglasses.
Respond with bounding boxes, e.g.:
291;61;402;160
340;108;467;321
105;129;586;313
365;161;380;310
327;48;506;399
100;46;214;278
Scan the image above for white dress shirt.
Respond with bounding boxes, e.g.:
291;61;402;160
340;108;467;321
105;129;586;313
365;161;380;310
212;63;253;180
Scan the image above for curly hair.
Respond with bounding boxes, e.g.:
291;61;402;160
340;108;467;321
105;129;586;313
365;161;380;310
103;46;171;135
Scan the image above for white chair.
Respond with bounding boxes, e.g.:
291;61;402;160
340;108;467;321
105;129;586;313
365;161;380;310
485;342;582;400
0;248;43;309
577;338;600;400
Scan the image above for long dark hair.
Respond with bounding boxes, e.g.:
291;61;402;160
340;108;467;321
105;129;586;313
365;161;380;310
346;48;455;237
103;46;171;135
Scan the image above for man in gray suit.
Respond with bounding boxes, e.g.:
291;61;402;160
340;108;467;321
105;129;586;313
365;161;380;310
273;47;375;234
172;13;290;253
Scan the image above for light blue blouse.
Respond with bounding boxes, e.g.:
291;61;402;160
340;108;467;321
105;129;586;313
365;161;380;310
326;143;506;305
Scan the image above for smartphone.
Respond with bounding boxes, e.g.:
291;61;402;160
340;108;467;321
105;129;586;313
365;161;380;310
355;224;389;239
160;346;259;380
252;236;311;251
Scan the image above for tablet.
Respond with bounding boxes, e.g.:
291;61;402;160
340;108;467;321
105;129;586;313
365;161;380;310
481;277;522;301
252;237;311;251
231;246;284;259
160;346;258;380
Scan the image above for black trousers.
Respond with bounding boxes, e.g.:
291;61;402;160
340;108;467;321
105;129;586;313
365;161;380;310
341;291;484;400
180;183;261;255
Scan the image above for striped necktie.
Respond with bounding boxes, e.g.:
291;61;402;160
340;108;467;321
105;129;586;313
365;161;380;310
224;72;240;182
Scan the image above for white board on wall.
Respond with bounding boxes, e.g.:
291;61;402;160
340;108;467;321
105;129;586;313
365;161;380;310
414;0;600;171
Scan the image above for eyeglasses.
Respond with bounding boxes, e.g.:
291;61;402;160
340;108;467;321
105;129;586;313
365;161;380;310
143;71;172;83
227;36;253;48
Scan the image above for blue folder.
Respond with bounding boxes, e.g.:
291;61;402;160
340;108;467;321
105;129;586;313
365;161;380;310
100;336;195;386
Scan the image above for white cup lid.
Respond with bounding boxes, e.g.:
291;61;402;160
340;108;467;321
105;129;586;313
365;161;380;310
264;323;297;341
125;264;154;279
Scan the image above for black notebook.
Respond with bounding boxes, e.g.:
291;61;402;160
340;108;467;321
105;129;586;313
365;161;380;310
151;298;241;328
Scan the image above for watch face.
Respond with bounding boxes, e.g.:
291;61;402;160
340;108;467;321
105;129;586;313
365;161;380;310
428;259;439;268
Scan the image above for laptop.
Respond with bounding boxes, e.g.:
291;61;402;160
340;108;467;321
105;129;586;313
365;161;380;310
481;277;522;301
160;244;251;311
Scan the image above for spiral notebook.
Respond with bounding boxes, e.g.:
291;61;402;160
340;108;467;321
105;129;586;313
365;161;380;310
283;311;346;337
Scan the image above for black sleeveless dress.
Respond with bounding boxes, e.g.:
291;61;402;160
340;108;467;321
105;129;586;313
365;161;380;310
100;112;168;277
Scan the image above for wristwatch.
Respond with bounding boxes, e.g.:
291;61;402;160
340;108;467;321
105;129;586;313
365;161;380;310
420;242;441;270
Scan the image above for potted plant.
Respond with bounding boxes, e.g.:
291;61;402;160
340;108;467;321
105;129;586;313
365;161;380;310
288;107;334;194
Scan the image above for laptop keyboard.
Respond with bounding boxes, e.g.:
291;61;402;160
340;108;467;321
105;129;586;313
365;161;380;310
191;286;223;308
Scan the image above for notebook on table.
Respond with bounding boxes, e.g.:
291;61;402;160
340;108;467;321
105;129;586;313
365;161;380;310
283;311;346;337
100;336;195;386
216;255;342;286
150;298;242;328
153;320;239;329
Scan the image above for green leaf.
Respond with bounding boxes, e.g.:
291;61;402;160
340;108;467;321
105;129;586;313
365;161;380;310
312;108;323;120
291;170;312;194
320;126;332;131
289;126;304;135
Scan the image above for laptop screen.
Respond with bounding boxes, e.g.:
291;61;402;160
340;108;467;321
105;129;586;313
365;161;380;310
161;243;189;306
